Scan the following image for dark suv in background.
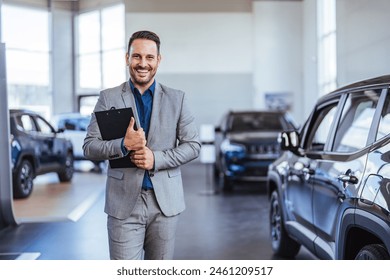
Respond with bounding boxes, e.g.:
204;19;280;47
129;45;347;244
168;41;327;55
214;110;296;190
10;109;74;199
267;75;390;259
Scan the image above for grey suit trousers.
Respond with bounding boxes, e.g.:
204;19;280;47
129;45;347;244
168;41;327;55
107;189;179;260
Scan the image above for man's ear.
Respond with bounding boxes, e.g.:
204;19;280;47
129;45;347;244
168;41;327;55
125;53;130;66
157;54;162;66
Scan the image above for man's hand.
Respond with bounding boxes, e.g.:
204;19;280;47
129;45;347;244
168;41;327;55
130;146;154;170
123;117;146;151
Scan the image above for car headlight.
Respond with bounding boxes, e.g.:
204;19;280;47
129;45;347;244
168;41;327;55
220;139;246;153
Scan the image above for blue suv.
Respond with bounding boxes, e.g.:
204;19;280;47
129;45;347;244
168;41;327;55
267;75;390;259
214;110;296;190
10;109;74;199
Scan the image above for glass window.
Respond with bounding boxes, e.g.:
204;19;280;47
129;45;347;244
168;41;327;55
78;11;100;54
1;4;51;112
79;95;99;116
377;92;390;141
101;5;125;51
305;102;339;152
102;49;126;89
76;4;125;92
332;90;382;153
18;115;35;132
6;50;50;85
1;5;49;52
229;113;284;132
79;53;101;89
36;117;53;134
317;0;337;96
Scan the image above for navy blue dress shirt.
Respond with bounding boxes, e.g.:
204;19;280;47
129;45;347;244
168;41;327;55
130;79;155;190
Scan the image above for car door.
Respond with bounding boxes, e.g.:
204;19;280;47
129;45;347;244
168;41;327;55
34;115;59;171
284;97;341;252
311;88;384;259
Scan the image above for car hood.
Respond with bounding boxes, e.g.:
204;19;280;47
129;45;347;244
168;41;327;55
227;131;280;143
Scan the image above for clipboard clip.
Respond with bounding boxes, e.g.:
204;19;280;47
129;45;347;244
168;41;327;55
110;106;116;110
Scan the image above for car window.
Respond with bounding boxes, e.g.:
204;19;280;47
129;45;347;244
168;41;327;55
35;117;54;134
376;91;390;141
78;117;90;131
229;113;283;132
63;119;77;130
16;115;36;132
305;102;339;152
332;89;381;153
61;117;90;131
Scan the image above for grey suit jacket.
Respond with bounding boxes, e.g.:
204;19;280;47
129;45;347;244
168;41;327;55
83;81;201;219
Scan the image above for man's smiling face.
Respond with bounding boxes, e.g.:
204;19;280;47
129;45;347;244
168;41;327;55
126;38;161;93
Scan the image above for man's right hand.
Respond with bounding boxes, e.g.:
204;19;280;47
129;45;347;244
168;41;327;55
123;117;146;151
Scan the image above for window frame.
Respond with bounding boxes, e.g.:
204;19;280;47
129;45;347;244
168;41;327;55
330;88;385;154
300;94;345;155
303;87;388;161
368;87;389;144
75;3;125;94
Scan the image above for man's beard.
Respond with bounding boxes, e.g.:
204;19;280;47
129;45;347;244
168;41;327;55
131;66;156;86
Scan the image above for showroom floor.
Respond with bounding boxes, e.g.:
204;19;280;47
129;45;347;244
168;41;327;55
0;162;316;260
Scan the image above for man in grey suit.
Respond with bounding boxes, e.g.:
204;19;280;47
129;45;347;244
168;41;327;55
83;30;201;260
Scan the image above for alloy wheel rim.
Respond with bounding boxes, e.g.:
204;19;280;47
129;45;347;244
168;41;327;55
271;198;281;243
20;163;32;193
65;154;74;177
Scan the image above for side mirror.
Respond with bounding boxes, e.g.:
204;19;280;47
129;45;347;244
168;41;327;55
214;126;222;133
278;131;300;152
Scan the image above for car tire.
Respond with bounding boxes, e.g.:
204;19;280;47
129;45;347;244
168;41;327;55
214;166;233;192
269;190;301;258
58;152;74;182
355;244;390;260
13;159;34;199
221;175;233;191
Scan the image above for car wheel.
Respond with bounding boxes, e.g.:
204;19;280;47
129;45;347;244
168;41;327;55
213;164;219;180
13;159;34;199
269;190;300;258
214;167;233;191
58;152;74;182
221;175;233;191
355;244;390;260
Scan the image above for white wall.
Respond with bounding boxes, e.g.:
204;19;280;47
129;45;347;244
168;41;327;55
302;0;318;121
336;0;390;86
51;7;74;115
125;9;254;127
253;1;303;122
9;0;390;127
126;13;253;75
123;1;307;126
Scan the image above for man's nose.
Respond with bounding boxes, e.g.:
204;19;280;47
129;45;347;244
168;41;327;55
139;57;147;67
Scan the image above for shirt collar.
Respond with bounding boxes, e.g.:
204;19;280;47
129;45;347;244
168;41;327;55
129;79;156;96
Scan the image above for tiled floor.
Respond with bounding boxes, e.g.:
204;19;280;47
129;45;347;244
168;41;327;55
0;162;316;260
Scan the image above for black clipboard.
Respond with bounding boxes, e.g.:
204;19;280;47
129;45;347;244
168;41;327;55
95;107;137;168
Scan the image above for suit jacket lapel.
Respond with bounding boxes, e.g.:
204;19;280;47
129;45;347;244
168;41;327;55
121;81;141;128
147;82;163;143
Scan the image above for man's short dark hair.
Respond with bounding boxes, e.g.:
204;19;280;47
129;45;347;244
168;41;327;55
127;30;161;55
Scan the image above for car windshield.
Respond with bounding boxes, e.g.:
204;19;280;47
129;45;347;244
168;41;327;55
61;116;90;131
229;113;285;132
78;117;90;131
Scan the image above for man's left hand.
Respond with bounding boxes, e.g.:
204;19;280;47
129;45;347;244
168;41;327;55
130;146;154;170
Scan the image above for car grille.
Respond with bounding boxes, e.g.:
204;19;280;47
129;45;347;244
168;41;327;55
246;142;280;155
